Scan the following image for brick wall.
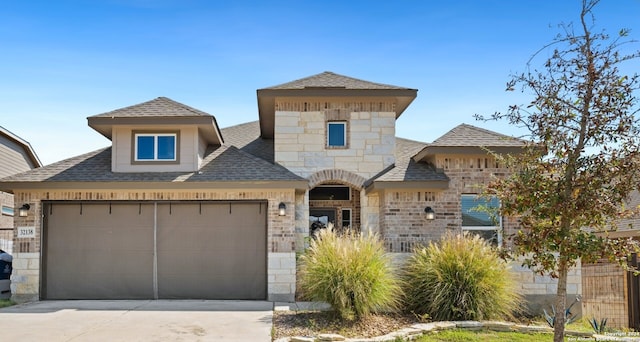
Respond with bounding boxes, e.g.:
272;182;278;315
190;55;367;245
10;188;298;302
379;153;582;316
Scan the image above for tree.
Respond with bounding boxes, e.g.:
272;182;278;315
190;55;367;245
476;1;640;341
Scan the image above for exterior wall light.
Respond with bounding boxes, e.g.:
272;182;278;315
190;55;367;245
424;206;435;220
19;203;31;217
278;202;286;216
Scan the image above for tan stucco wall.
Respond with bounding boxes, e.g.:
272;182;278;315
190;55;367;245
10;188;298;302
273;100;396;180
111;125;202;173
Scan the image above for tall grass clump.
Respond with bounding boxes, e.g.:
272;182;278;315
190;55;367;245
297;229;401;320
402;232;521;321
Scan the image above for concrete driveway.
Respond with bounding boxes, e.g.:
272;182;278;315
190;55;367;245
0;300;274;341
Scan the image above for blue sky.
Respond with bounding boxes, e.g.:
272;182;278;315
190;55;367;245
1;0;639;165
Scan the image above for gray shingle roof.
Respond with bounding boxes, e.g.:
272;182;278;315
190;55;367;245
263;71;411;90
220;121;274;163
431;124;525;147
372;138;449;182
90;97;212;118
0;144;304;184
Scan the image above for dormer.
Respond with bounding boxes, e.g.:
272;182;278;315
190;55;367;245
88;97;223;173
257;72;417;179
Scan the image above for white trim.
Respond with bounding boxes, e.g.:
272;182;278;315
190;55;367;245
327;122;347;147
1;206;14;216
134;133;177;161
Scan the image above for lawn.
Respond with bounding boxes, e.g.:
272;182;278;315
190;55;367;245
415;329;553;341
0;299;14;308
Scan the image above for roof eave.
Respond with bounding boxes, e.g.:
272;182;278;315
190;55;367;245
0;127;43;168
365;179;449;193
0;179;309;192
412;146;526;162
256;88;417;139
87;116;224;145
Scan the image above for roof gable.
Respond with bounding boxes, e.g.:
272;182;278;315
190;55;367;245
431;124;525;147
88;97;224;145
0;126;42;171
256;71;417;139
264;71;409;90
90;97;212;118
413;124;527;161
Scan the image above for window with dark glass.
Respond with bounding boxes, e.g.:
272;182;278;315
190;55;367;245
327;122;346;147
461;194;501;245
341;208;352;229
309;186;350;201
135;133;176;161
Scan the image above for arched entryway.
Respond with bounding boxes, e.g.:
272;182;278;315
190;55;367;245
307;169;367;236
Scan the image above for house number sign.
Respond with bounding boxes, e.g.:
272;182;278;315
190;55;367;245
17;226;36;238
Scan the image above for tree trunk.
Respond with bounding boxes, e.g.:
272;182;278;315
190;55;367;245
553;257;569;342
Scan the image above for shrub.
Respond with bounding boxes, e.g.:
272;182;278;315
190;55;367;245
297;229;401;320
402;232;521;321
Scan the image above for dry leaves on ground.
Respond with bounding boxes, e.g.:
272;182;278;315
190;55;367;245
272;311;418;340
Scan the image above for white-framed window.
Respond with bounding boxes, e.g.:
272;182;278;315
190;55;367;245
327;121;347;147
341;208;352;229
461;194;501;246
1;206;14;216
135;133;177;161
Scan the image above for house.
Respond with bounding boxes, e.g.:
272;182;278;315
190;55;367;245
0;71;580;307
0;126;42;253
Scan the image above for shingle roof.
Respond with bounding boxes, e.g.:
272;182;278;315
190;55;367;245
431;124;525;147
263;71;410;90
371;138;449;183
220;121;274;163
0;144;304;184
90;97;212;118
412;124;527;162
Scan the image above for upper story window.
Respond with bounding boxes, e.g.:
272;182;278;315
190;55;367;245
461;194;501;246
134;133;177;161
327;122;347;147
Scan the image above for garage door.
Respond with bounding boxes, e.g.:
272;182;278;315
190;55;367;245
43;201;267;300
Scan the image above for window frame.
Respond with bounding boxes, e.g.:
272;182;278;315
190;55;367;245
309;185;351;201
1;206;14;217
460;194;502;245
132;131;180;164
341;208;352;229
327;121;347;148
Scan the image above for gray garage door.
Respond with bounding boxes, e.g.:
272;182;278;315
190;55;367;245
43;201;267;300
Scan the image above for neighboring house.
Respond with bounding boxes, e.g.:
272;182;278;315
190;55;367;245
0;72;577;307
0;127;42;253
581;191;640;329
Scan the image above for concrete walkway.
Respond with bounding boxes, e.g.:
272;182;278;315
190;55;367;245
0;300;273;342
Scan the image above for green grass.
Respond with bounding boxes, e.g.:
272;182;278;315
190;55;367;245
0;299;15;308
414;329;553;341
297;229;401;320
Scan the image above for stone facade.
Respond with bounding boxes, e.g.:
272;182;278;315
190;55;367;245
274;100;396;180
10;189;298;302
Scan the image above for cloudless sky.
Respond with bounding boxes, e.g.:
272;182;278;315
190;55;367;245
1;0;639;165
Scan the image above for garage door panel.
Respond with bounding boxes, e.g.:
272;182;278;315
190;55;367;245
44;203;155;299
156;202;266;299
44;201;266;300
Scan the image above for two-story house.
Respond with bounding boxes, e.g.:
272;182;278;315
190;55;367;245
2;72;571;307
